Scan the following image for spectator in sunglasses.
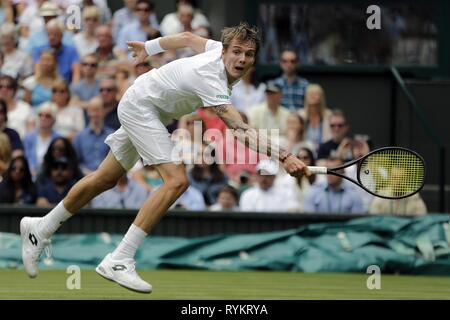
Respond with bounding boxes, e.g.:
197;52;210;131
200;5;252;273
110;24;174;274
97;77;120;130
51;79;85;140
36;156;77;207
116;0;160;58
23;102;60;177
317;109;352;163
0;156;37;204
70;54;100;112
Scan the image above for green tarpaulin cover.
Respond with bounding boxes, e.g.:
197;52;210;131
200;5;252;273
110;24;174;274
1;215;450;275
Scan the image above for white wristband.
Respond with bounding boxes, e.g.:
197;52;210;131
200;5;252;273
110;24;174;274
144;37;165;56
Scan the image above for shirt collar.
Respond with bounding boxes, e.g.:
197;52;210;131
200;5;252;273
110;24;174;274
325;184;346;193
88;126;105;135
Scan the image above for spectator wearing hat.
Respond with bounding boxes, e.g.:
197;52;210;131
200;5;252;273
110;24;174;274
36;156;78;207
73;6;101;57
273;49;309;111
32;19;80;83
304;156;364;214
73;96;114;175
247;81;290;136
23;102;60;177
239;159;300;212
0;99;24;158
25;1;75;55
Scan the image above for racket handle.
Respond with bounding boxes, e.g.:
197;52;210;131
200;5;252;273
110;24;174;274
307;166;328;175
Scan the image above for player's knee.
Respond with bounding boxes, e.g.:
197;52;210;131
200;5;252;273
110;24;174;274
91;172;119;191
166;175;189;194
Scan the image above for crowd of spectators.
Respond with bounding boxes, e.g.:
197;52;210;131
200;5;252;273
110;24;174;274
0;0;427;216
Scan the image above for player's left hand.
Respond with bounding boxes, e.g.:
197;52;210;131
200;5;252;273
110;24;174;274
127;41;148;64
282;155;311;178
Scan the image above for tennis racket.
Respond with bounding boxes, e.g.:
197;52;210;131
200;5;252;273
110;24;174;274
307;146;426;199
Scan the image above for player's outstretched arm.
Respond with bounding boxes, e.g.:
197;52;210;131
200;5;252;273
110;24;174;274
127;32;209;63
212;104;310;178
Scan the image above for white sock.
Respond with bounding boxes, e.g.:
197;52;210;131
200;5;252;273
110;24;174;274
38;201;73;239
111;224;147;260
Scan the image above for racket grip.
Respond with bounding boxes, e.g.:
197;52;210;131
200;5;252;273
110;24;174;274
307;166;328;175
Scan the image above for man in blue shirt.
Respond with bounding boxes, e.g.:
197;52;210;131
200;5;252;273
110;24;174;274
113;0;160;42
116;0;161;58
32;19;80;83
26;2;75;55
73;97;114;175
273;49;309;111
304;156;364;214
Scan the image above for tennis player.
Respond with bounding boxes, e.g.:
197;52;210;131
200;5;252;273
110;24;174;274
20;22;309;293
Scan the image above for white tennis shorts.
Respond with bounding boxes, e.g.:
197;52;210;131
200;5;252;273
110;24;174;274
104;87;180;171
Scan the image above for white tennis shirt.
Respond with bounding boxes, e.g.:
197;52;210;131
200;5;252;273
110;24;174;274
130;40;233;122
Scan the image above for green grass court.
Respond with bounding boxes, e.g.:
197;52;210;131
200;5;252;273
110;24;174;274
1;269;450;299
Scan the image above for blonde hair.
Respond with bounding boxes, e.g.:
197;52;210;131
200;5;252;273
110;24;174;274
82;5;101;20
0;23;17;41
221;22;260;54
303;84;328;120
35;50;60;82
0;132;12;173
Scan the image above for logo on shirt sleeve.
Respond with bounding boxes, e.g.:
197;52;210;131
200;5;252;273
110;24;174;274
216;94;230;101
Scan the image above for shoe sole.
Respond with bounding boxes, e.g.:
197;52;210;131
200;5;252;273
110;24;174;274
20;217;37;279
95;266;152;294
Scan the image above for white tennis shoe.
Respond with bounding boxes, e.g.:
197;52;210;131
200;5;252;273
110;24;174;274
20;217;51;278
96;253;152;293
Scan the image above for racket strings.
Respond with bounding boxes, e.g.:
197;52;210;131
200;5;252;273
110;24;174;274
359;149;425;198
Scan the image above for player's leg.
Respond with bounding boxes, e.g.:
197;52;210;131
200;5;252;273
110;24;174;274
20;151;127;278
133;162;189;232
96;162;189;293
63;151;127;213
